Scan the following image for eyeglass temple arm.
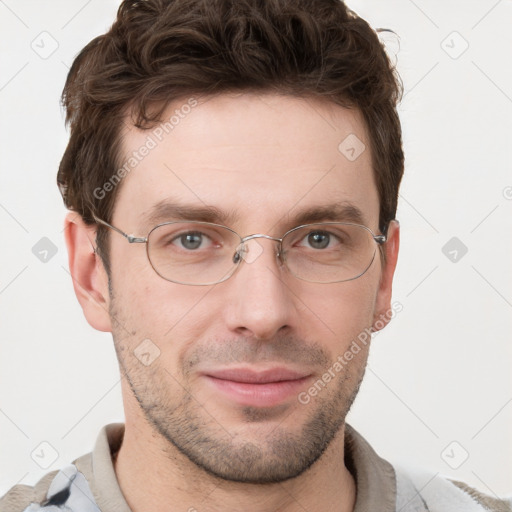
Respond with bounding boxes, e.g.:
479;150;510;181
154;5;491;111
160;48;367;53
92;215;147;244
376;219;399;244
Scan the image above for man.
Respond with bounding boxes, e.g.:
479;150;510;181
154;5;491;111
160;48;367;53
1;0;510;511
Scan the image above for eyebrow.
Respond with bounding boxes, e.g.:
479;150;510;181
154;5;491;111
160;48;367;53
291;202;366;226
140;198;367;231
140;200;239;229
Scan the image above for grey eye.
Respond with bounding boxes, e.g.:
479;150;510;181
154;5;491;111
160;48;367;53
178;232;204;250
307;232;330;249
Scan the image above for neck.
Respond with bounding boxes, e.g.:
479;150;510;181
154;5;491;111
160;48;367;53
113;416;356;512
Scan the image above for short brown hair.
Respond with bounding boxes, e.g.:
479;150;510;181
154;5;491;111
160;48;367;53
58;0;404;274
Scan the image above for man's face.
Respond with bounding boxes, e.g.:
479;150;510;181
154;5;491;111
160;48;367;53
102;93;396;483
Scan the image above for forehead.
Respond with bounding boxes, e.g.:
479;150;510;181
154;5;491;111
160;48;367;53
114;92;379;231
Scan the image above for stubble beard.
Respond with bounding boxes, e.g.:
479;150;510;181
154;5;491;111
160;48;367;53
110;299;368;484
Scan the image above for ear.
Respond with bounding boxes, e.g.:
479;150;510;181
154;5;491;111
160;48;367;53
64;212;112;332
372;220;400;333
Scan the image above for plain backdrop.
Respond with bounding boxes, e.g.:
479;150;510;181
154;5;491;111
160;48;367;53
1;0;511;499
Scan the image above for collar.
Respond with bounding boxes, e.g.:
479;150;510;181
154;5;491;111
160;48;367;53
74;422;396;512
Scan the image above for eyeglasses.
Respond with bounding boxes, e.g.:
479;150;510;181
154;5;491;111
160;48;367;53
92;214;387;285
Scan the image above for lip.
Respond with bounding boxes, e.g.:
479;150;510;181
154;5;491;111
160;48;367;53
202;367;311;408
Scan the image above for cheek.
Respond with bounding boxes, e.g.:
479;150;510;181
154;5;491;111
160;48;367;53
298;277;377;354
110;265;218;371
109;241;202;331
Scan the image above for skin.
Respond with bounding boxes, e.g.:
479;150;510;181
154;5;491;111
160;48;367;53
65;92;399;512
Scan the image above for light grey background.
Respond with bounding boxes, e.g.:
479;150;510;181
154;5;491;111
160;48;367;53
1;0;511;498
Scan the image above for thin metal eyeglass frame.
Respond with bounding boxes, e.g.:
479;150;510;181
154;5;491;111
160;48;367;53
92;213;388;285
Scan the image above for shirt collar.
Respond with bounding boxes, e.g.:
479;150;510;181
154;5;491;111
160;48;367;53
81;422;396;512
344;424;396;511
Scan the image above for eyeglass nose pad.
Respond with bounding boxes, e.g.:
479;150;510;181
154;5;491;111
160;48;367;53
233;241;253;264
232;246;244;264
233;240;263;264
232;240;284;266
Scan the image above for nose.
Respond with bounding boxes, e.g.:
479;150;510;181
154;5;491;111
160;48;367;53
222;238;298;341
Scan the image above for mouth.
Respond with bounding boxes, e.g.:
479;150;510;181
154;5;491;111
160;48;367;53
202;367;312;408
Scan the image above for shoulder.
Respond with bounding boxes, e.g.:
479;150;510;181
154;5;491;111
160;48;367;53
0;470;58;512
449;479;512;512
394;464;512;512
0;458;99;512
